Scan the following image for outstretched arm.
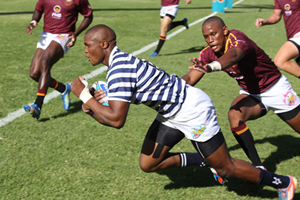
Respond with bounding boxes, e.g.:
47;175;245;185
255;9;282;28
182;47;244;85
71;77;130;129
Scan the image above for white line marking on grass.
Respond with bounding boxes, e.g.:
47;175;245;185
0;0;244;128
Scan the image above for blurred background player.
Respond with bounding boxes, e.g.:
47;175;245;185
183;16;300;183
256;0;300;79
23;0;93;119
149;0;191;57
71;24;297;200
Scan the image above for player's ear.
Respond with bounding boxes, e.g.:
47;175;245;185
223;26;229;36
100;40;109;49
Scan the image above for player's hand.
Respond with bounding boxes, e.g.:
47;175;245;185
184;0;191;5
72;76;93;103
93;89;107;103
255;18;265;28
188;57;212;73
26;21;37;35
67;33;76;47
71;77;86;98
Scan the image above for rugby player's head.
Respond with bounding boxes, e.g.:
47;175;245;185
202;16;229;53
84;25;117;66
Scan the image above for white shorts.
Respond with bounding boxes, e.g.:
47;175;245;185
289;31;300;61
289;31;300;45
240;75;300;114
160;5;179;18
156;86;220;142
36;31;71;55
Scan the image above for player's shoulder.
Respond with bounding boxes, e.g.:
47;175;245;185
228;29;247;38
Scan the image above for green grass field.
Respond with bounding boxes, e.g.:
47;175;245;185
0;0;300;199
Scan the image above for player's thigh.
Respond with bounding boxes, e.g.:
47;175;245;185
30;48;45;76
140;119;184;164
192;131;233;170
41;41;64;68
229;94;264;125
275;41;299;64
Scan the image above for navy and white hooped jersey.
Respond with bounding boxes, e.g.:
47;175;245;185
107;46;186;118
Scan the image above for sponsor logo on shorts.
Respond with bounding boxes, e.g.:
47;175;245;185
283;91;296;106
191;125;206;139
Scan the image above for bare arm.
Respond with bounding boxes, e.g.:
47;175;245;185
184;0;191;5
26;9;43;34
67;14;93;47
182;48;244;85
71;77;129;129
217;47;245;69
255;9;282;28
181;58;205;86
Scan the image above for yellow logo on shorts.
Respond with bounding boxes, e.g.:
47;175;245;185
191;125;206;139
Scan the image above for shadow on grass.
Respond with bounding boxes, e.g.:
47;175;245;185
161;46;205;56
39;100;82;122
156;134;300;198
228;135;300;173
156;166;220;189
156;166;282;199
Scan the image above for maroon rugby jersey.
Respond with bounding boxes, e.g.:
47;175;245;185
161;0;179;6
199;30;281;94
274;0;300;39
35;0;92;34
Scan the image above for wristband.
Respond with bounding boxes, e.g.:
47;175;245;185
82;104;90;113
79;88;93;104
208;61;222;71
79;79;93;103
31;20;37;24
82;105;94;115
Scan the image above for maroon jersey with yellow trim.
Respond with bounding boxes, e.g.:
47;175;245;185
36;0;92;34
274;0;300;39
161;0;179;6
199;30;281;94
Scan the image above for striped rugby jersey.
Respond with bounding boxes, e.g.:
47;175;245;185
106;46;187;118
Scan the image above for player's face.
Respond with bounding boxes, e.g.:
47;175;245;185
202;23;227;53
84;34;105;66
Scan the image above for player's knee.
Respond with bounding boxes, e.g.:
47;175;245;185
29;71;39;82
139;162;155;173
139;158;159;173
228;109;241;123
274;56;285;70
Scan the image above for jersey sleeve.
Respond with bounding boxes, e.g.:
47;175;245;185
35;0;44;12
107;66;137;103
227;32;250;55
274;0;280;9
78;0;93;17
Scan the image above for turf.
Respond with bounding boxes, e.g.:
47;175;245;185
0;0;299;199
